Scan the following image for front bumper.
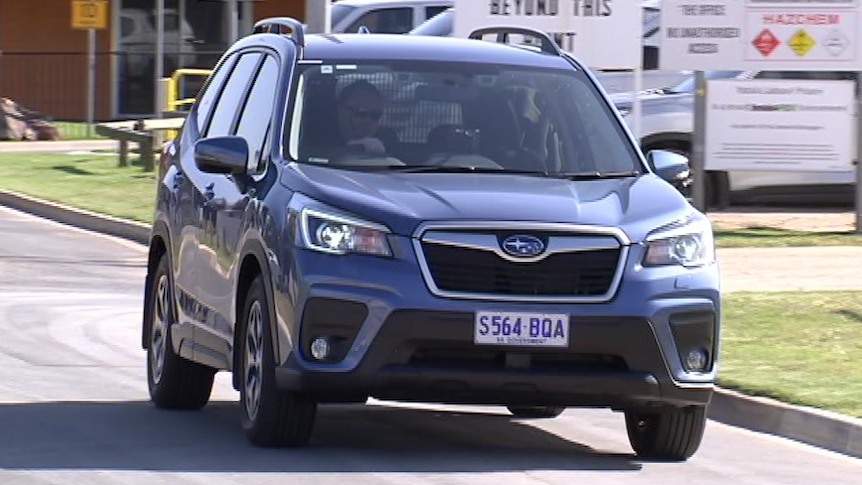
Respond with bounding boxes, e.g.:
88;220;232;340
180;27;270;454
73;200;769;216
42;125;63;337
276;308;715;409
272;234;720;411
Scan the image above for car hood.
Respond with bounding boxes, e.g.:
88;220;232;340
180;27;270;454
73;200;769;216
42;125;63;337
282;164;696;242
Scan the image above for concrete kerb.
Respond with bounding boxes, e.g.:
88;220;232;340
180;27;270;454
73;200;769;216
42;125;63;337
709;388;862;458
0;189;151;246
1;187;861;460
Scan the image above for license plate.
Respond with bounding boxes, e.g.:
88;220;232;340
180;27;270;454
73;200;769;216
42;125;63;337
474;311;570;347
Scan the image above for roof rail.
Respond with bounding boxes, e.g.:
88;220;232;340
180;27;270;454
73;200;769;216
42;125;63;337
253;17;305;47
468;27;562;57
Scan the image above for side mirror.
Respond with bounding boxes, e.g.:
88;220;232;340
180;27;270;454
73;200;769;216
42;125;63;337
647;149;691;184
194;136;249;175
646;149;692;197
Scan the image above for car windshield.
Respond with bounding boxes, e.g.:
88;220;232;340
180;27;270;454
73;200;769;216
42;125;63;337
666;70;743;94
409;9;453;36
286;60;642;176
330;4;356;28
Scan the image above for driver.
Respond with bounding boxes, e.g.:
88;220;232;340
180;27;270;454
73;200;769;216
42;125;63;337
335;80;390;155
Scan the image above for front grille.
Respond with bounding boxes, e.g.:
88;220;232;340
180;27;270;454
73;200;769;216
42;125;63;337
420;243;621;297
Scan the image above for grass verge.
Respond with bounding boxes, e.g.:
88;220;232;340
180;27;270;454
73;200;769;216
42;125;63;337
715;226;862;248
0;152;156;223
54;121;108;141
719;290;862;419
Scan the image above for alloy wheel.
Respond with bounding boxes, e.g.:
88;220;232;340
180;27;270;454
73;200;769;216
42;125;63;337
243;300;265;421
149;274;169;385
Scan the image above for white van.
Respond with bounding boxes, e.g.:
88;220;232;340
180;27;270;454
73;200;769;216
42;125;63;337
330;0;453;34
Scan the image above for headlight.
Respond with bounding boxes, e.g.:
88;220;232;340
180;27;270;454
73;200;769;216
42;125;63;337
643;218;715;267
299;208;392;257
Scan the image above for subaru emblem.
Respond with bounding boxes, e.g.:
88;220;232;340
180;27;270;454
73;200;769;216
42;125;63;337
501;235;545;257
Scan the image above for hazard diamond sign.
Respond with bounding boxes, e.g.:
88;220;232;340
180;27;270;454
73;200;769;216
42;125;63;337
788;29;816;57
753;29;781;57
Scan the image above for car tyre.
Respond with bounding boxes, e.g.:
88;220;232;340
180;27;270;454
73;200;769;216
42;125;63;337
147;254;216;410
506;406;565;418
625;406;707;461
239;274;317;448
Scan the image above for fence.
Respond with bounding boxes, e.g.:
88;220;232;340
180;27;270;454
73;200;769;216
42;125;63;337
0;50;222;140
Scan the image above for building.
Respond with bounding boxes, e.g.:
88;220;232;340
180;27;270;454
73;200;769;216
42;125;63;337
0;0;306;121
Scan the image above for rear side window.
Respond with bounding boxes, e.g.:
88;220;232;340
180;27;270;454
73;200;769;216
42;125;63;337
236;55;280;173
207;53;263;137
194;54;236;133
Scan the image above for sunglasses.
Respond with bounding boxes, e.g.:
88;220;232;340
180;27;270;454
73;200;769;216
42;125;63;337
345;105;383;121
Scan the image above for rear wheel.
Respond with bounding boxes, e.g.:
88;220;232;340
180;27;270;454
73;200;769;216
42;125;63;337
625;406;707;461
239;274;317;447
506;406;565;419
146;254;216;410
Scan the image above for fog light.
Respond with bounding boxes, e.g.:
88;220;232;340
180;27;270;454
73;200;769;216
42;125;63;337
309;336;331;361
684;347;709;372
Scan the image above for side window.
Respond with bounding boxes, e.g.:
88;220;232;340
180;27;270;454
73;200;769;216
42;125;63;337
194;55;236;133
120;17;135;36
347;8;413;34
207;53;263;137
755;71;801;79
236;55;280;174
425;6;448;20
756;71;851;81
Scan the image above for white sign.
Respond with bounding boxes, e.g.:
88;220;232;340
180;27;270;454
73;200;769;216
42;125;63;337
660;0;862;70
452;0;642;69
705;79;855;172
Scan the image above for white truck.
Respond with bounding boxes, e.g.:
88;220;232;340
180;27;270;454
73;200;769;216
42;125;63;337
611;70;858;209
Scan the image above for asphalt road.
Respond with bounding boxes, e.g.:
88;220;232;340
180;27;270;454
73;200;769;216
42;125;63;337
1;205;861;484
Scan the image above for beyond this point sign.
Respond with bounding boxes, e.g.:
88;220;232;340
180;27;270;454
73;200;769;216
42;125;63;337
72;0;108;30
660;1;862;71
452;0;642;69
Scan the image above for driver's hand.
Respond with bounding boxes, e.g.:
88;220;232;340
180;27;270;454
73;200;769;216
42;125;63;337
347;137;386;154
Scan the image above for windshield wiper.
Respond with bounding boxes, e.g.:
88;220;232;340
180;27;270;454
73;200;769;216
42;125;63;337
376;165;551;176
551;170;641;180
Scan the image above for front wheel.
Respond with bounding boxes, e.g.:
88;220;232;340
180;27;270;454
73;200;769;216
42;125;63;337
239;274;317;447
625;406;707;461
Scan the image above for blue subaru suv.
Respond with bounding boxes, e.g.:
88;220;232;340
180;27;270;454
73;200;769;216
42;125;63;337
142;18;720;461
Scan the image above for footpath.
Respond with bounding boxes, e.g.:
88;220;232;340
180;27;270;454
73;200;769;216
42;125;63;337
1;140;861;459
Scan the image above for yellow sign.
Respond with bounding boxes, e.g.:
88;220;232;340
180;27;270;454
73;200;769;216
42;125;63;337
71;0;108;30
788;29;816;57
